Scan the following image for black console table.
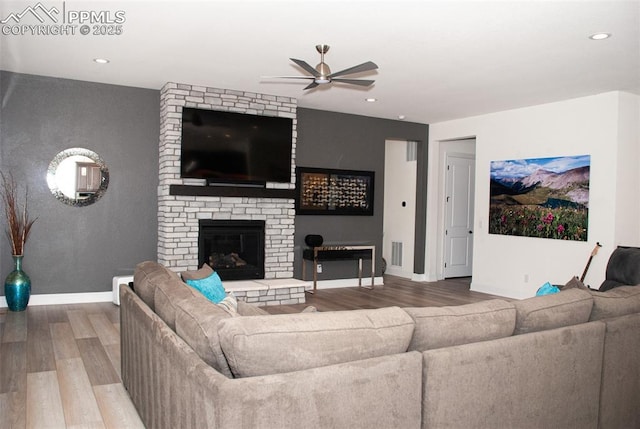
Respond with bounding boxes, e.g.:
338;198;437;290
302;245;375;294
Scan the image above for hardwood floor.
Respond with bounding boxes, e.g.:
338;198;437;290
0;275;503;428
0;302;144;429
263;275;505;314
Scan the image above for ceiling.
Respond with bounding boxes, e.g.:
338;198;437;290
1;1;639;123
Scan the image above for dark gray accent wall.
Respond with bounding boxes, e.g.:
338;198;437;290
295;108;428;280
414;138;428;275
0;71;159;295
0;73;428;296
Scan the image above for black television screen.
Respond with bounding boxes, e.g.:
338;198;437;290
180;107;293;184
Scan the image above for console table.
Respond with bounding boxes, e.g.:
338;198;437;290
302;245;375;294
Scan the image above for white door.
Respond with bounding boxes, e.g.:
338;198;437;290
444;154;475;278
383;140;416;279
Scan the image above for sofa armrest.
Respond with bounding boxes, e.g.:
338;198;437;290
120;285;227;429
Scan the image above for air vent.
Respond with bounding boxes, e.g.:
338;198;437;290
391;241;403;266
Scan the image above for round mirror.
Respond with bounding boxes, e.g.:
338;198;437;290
47;148;109;207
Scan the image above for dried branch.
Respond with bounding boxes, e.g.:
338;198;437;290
0;172;37;256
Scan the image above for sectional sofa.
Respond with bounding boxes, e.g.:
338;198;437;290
120;261;640;429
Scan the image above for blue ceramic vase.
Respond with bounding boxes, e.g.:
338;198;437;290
5;255;31;312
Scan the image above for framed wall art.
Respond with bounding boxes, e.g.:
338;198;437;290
489;154;590;241
296;167;374;215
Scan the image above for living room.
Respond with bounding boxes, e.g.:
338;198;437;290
1;2;640;428
1;1;638;306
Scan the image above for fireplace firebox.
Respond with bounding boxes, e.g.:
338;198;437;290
198;220;265;281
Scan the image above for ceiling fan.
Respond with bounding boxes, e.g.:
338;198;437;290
267;45;378;90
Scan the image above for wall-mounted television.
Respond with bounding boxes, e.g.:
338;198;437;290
180;107;293;185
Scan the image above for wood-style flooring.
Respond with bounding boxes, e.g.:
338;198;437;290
0;275;502;428
263;276;505;314
0;302;144;429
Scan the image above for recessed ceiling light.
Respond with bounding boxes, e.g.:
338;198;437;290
93;58;110;64
589;33;611;40
365;98;377;103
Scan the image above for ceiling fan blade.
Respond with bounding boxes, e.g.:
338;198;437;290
290;58;320;77
261;76;315;80
304;81;320;90
331;78;375;87
328;61;378;79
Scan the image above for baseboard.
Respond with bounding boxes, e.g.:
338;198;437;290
421;271;440;282
0;291;113;308
384;267;414;279
470;281;525;300
0;277;386;308
411;273;428;282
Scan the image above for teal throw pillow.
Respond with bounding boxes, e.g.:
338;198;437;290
536;282;560;296
185;271;226;303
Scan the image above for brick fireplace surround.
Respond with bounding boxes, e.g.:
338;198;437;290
157;82;305;305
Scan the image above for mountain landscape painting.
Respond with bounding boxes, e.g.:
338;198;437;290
489;155;590;241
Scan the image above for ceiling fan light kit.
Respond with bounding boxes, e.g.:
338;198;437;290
271;44;378;90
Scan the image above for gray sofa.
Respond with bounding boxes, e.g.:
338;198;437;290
120;261;640;429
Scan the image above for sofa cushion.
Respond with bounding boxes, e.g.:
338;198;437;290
153;276;201;330
174;295;236;378
133;261;179;311
589;285;640;321
218;306;415;378
513;288;593;335
404;299;515;351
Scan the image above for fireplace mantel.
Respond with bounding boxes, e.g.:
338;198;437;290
169;184;295;199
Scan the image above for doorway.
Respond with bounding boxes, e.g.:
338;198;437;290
441;140;476;279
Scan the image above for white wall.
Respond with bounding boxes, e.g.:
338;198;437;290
615;91;640;246
383;139;417;278
427;91;640;299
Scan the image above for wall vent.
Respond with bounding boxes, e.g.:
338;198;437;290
391;241;403;266
406;141;418;162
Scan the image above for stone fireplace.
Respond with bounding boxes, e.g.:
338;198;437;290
157;83;297;278
198;220;265;281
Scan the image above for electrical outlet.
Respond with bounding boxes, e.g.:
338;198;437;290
317;264;322;273
524;274;529;283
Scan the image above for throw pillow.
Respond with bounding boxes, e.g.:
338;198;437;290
181;263;214;281
185;271;226;303
561;276;588;291
217;292;238;316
